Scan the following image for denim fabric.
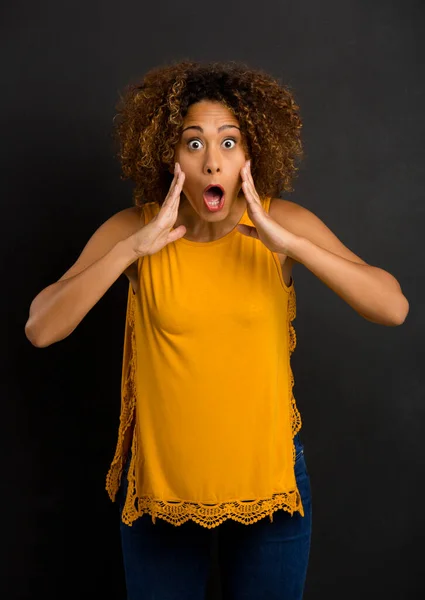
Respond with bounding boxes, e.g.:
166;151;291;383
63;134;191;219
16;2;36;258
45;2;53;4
118;432;312;600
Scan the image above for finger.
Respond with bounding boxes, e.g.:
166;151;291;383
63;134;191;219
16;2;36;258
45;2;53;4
171;170;185;208
163;164;181;206
242;161;254;183
241;179;251;200
244;162;261;204
236;224;259;239
167;224;187;243
242;179;261;206
246;160;255;185
170;163;180;190
163;167;184;211
241;163;255;191
156;162;185;230
161;186;177;213
246;160;254;183
173;171;186;200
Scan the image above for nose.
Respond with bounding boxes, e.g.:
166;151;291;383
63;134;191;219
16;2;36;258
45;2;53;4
205;165;220;174
203;148;221;175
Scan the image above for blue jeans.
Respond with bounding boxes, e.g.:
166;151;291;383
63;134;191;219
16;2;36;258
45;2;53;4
118;432;312;599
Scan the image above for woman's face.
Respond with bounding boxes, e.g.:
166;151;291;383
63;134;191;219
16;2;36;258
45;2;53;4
173;100;248;220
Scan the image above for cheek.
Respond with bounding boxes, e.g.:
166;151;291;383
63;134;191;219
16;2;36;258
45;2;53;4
230;157;246;181
175;151;195;173
232;147;248;167
173;144;190;165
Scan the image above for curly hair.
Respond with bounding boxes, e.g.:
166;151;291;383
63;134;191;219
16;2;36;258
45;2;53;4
113;60;303;206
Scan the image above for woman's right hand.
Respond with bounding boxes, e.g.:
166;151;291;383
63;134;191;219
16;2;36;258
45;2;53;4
129;163;187;257
24;166;187;347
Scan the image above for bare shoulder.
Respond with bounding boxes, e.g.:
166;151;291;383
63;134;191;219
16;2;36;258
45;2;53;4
269;197;368;266
103;205;145;233
269;197;305;228
58;205;145;282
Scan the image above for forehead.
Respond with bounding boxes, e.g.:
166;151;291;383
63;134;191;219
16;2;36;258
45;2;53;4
183;100;239;126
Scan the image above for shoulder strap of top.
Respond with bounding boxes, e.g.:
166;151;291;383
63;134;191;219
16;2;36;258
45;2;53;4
262;196;271;214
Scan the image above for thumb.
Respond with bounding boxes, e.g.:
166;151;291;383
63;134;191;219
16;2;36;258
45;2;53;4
236;224;259;239
168;225;187;243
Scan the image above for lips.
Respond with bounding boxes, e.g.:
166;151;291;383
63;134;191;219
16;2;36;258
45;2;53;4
203;184;225;195
203;184;225;212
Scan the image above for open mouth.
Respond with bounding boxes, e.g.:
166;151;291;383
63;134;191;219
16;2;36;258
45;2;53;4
203;184;225;212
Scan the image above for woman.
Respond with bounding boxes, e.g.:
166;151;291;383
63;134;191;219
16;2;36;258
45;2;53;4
25;60;409;600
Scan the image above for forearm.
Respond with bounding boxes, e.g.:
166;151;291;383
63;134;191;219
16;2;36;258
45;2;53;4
289;236;409;326
25;239;137;347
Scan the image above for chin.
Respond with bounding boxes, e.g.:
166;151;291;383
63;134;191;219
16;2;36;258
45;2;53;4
202;210;228;220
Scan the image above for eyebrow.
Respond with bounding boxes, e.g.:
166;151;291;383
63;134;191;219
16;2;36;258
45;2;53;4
181;124;241;134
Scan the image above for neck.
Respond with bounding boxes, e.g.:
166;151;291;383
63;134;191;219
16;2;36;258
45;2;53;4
176;195;247;242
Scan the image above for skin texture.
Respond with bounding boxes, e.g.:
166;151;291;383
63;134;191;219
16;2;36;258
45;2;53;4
173;100;249;242
169;101;408;325
112;60;303;207
171;100;295;286
24;98;409;349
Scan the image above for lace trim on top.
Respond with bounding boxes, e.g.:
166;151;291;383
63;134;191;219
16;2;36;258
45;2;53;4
105;293;136;502
289;285;302;464
105;281;303;528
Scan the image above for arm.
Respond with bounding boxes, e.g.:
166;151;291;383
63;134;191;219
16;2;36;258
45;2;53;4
25;164;187;348
273;200;409;326
25;207;143;348
291;236;408;326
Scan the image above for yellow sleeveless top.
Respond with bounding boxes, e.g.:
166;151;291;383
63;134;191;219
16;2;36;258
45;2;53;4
106;197;303;529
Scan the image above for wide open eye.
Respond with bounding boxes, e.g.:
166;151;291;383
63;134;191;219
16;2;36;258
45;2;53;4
187;139;203;150
222;138;236;149
186;138;237;151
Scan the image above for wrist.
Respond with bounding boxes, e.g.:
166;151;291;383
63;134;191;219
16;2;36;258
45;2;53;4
115;237;140;270
285;235;309;262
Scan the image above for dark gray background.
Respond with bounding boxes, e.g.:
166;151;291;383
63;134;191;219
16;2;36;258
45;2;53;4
2;1;424;598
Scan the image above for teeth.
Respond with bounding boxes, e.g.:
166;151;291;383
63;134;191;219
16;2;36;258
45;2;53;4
207;200;220;206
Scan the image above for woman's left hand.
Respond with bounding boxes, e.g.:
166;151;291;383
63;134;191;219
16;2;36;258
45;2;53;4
237;160;299;256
